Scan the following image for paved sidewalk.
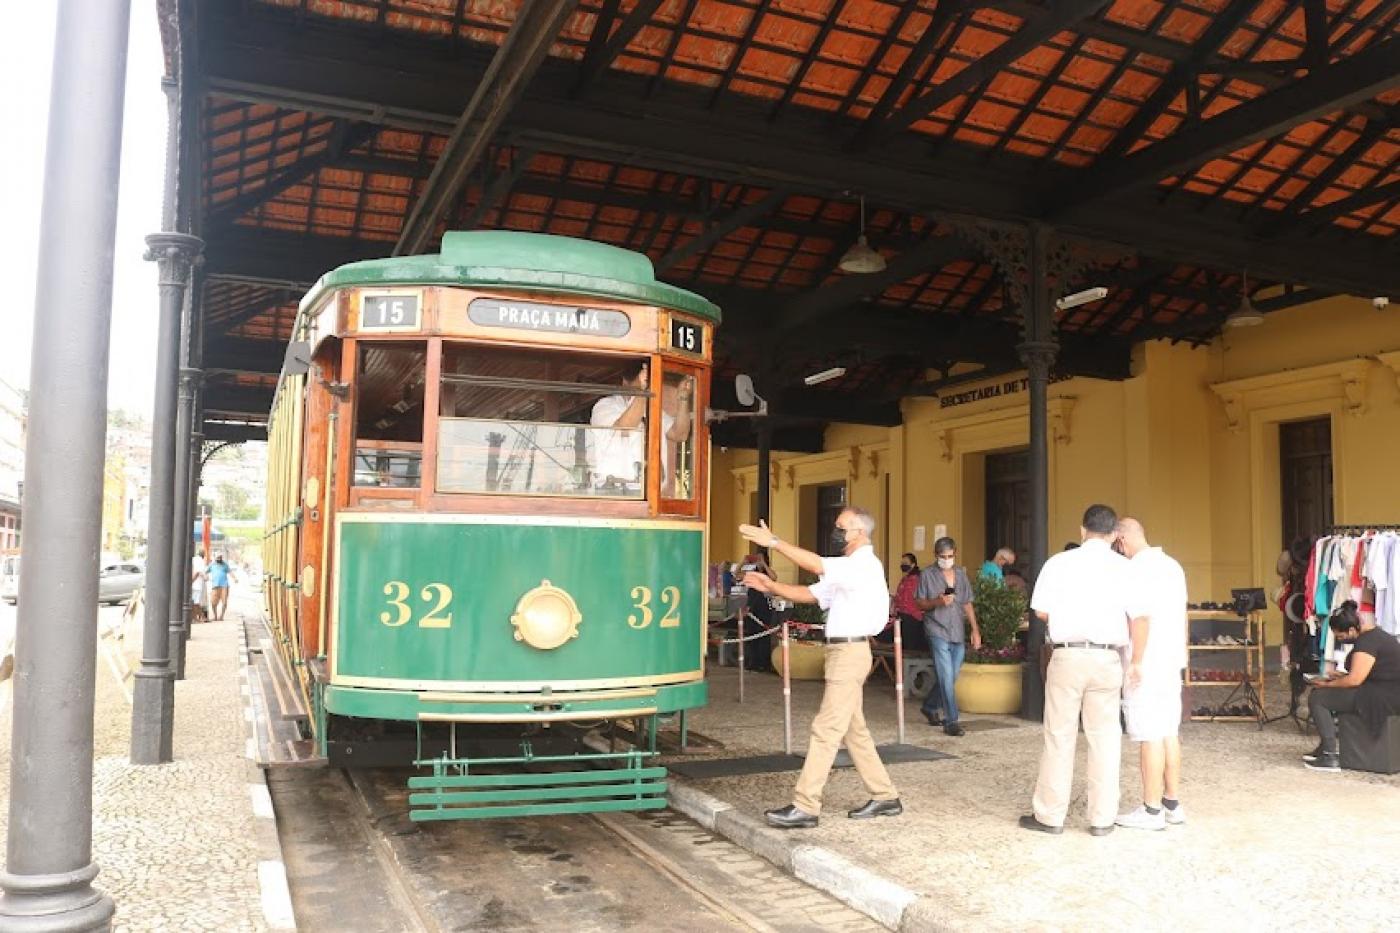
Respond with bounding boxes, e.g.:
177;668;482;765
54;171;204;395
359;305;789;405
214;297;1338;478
672;662;1400;932
0;590;278;932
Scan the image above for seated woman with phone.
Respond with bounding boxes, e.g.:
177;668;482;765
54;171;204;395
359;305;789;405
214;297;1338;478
1303;601;1400;772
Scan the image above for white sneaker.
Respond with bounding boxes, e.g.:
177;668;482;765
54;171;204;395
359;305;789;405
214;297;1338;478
1163;803;1185;825
1114;805;1167;831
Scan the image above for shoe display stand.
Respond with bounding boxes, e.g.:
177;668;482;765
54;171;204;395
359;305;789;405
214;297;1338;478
1186;607;1265;725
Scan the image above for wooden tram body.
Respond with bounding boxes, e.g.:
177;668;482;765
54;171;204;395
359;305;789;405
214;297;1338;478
262;232;719;820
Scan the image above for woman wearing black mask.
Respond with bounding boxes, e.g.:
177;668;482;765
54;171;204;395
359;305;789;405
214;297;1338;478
1304;601;1400;771
878;553;929;652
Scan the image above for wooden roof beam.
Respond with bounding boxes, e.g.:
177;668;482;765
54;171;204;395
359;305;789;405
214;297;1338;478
394;0;578;255
774;234;976;333
655;187;791;272
861;0;1110;147
1046;37;1400;213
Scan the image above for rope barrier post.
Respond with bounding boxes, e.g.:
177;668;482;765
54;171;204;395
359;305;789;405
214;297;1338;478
894;616;905;746
781;619;792;756
737;610;745;704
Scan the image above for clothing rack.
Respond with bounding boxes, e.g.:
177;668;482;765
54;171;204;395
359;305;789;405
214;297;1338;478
1326;524;1400;535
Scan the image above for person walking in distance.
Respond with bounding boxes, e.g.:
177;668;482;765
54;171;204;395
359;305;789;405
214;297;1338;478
1020;504;1146;837
915;537;981;736
739;507;901;829
1113;518;1189;830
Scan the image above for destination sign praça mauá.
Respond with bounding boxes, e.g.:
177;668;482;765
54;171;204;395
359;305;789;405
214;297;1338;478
469;298;631;337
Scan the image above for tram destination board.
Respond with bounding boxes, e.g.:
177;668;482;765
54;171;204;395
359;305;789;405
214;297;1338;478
361;294;421;331
469;297;631;337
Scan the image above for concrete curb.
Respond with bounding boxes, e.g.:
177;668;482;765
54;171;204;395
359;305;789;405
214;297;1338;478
237;618;297;932
667;779;955;931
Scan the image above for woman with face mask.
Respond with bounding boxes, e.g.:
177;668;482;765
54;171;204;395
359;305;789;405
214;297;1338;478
878;553;929;652
914;537;982;736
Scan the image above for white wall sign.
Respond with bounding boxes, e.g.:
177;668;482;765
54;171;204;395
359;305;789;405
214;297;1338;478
912;526;926;551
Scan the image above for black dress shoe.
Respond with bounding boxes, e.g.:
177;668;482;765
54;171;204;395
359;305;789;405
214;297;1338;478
1018;814;1063;835
923;711;944;727
1089;825;1114;837
848;798;903;820
1302;742;1326;763
943;722;966;737
765;805;818;829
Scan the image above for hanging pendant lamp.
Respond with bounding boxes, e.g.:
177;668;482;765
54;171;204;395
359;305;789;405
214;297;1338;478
1223;270;1264;328
838;196;887;274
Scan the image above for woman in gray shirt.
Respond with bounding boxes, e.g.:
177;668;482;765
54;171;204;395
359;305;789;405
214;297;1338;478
915;537;982;736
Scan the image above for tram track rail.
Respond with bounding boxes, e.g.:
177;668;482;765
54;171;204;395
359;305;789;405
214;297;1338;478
272;763;882;932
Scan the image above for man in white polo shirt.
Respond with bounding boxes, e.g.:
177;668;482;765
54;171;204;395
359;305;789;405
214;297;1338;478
1020;504;1147;836
1113;517;1189;831
740;507;901;829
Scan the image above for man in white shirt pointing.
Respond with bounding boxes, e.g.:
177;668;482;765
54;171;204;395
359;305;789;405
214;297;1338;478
740;507;901;829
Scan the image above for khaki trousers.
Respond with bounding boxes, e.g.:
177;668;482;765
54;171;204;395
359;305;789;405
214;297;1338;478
1032;647;1123;828
793;641;898;814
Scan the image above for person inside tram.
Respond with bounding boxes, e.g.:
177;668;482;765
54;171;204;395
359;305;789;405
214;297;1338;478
590;361;692;492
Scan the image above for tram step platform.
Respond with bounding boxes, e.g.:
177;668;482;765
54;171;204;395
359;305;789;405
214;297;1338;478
240;615;325;769
407;750;667;821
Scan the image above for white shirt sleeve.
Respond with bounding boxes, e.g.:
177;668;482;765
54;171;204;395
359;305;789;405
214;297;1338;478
591;395;628;427
807;576;834;611
1029;556;1058;616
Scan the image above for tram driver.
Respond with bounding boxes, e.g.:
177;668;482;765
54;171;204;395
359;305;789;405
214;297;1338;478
590;361;692;493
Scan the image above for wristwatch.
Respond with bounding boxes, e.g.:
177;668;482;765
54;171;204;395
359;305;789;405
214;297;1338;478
768;536;780;548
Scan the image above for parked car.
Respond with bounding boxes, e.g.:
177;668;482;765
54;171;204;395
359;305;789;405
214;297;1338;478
98;561;145;606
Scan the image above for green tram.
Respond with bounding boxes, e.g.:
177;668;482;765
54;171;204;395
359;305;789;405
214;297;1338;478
262;231;719;820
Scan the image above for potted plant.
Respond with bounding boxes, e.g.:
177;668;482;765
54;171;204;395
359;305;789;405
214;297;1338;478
954;573;1029;714
773;601;827;680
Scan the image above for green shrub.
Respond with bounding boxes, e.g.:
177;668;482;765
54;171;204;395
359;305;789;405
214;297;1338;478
968;573;1028;664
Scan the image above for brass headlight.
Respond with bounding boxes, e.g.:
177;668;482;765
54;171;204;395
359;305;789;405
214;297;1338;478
510;579;582;650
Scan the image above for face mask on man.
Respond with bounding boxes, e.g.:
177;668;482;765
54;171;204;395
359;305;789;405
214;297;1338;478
829;527;848;554
937;557;955;570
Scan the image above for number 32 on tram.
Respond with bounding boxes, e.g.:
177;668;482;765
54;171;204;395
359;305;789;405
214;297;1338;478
264;232;720;820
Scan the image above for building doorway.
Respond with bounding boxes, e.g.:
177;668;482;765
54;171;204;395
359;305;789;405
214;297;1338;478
1280;417;1333;546
985;450;1030;568
815;483;848;556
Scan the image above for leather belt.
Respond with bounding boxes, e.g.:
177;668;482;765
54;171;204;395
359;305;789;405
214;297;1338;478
825;636;866;644
1051;641;1121;651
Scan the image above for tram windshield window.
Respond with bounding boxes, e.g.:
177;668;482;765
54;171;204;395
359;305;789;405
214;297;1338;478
353;342;425;488
437;344;651;498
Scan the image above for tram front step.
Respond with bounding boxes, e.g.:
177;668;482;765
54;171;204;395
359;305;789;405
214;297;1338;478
407;765;668;821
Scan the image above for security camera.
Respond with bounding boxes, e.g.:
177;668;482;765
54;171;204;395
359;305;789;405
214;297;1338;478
1373;296;1390;310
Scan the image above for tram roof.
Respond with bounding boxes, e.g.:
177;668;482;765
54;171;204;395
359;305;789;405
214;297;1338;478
303;231;721;323
161;0;1400;447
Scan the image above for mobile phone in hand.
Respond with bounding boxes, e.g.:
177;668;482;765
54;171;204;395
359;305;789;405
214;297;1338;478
943;585;956;596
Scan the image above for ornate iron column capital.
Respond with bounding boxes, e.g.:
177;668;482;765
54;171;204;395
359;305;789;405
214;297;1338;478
143;232;204;287
1016;339;1060;371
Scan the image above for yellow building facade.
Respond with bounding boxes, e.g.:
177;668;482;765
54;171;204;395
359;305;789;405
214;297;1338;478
711;296;1400;642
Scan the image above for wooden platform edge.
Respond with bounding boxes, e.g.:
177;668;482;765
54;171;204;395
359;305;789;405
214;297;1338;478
240;614;326;770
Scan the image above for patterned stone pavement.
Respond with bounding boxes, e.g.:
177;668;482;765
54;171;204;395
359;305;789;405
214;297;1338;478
676;662;1400;932
0;592;270;932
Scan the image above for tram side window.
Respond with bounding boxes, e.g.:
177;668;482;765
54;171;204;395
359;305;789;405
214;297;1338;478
437;345;650;498
352;342;426;488
660;368;697;502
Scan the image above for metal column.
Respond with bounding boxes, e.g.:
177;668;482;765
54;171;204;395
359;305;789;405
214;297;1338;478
755;420;772;559
168;356;197;679
1018;223;1058;722
130;234;203;765
0;0;131;926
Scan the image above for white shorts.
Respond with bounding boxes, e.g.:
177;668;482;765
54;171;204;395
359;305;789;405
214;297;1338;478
1123;677;1182;741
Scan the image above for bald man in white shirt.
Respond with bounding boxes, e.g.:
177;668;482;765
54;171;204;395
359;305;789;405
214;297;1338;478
740;507;901;829
1020;503;1147;837
1113;517;1189;831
